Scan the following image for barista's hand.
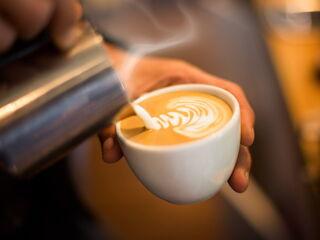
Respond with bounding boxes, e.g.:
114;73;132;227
0;0;82;53
100;44;255;193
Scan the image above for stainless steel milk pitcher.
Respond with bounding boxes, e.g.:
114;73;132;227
0;23;128;175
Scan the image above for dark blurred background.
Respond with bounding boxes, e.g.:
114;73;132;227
1;0;319;239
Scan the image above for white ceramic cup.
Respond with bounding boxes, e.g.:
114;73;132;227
116;84;241;204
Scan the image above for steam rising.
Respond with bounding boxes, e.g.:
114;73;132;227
119;1;197;90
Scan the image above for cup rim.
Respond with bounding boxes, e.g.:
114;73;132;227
116;84;240;152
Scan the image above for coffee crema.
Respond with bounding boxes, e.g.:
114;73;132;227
118;91;232;146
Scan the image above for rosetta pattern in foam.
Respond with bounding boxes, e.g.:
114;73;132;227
151;96;226;138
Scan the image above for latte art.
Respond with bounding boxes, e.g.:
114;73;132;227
119;91;232;146
152;96;226;138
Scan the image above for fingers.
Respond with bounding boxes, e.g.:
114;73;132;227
240;106;255;146
98;125;123;163
102;137;123;163
0;0;54;39
228;146;252;193
99;124;117;142
50;0;83;49
229;84;255;146
207;78;255;146
0;0;82;52
185;65;255;146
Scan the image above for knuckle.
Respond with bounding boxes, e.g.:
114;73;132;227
50;0;80;36
163;71;190;85
240;146;252;167
164;60;188;77
245;102;255;122
230;82;243;94
169;59;190;70
60;0;79;24
249;107;255;119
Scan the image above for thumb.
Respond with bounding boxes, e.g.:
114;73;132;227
101;137;123;163
99;125;123;163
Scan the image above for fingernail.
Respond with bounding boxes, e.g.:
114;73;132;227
251;128;255;140
55;25;83;50
246;127;255;145
104;138;114;150
243;170;249;180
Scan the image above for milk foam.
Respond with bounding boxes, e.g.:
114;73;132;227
134;96;228;138
131;103;160;130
